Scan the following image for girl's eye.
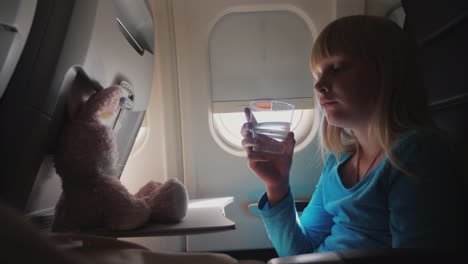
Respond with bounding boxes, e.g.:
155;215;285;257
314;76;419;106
331;64;343;73
321;65;341;79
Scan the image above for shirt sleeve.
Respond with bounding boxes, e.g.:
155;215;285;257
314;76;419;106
388;131;465;248
299;176;334;247
258;171;334;256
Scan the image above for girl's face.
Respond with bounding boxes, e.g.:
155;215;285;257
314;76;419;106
312;55;379;130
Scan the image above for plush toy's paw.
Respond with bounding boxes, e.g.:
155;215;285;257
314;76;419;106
78;85;123;122
141;178;189;223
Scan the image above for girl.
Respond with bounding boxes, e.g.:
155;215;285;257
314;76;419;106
241;15;465;256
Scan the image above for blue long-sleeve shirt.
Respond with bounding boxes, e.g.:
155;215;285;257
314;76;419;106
258;130;465;256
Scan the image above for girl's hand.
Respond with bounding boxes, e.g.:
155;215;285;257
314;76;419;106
241;107;296;205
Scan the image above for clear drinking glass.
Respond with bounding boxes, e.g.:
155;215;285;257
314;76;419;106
249;100;295;154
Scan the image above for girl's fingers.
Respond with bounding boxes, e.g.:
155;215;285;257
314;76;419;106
241;137;256;149
243;138;276;162
244;107;257;123
284;132;296;156
243;133;291;156
244;107;251;122
247;150;271;162
241;122;253;138
242;129;270;147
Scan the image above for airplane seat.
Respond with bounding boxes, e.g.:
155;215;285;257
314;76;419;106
413;0;468;249
403;0;468;234
0;0;76;212
269;1;467;263
0;0;154;221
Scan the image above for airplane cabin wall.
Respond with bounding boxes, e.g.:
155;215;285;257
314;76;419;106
119;0;186;251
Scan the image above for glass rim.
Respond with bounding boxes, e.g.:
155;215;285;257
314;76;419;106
249;100;295;111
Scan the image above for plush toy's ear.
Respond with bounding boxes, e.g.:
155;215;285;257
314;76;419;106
67;67;103;120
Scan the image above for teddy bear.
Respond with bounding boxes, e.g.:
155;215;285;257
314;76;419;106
52;70;188;232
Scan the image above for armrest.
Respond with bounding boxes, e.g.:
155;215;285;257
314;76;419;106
268;248;463;264
268;251;344;264
248;200;310;218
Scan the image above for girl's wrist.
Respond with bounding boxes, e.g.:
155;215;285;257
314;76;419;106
265;183;290;207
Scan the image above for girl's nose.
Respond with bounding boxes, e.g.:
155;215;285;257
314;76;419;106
314;78;329;94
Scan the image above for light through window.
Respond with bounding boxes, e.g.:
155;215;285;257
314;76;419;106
208;10;318;156
211;99;316;156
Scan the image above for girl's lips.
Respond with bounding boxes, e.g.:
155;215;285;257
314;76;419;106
320;101;337;107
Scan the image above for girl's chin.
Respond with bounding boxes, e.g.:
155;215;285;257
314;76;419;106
325;114;369;130
324;114;352;128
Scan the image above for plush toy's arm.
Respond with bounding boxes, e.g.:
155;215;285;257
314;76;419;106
67;67;103;120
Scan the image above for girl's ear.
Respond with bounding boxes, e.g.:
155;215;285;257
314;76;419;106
67;67;102;119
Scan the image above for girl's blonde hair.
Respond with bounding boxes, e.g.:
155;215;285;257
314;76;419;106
310;15;436;176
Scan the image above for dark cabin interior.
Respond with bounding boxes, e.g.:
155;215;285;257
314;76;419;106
0;0;466;262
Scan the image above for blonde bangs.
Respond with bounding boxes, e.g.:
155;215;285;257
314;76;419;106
310;16;370;74
310;26;331;73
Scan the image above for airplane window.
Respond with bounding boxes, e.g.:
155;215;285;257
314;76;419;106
208;11;317;155
212;107;316;155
